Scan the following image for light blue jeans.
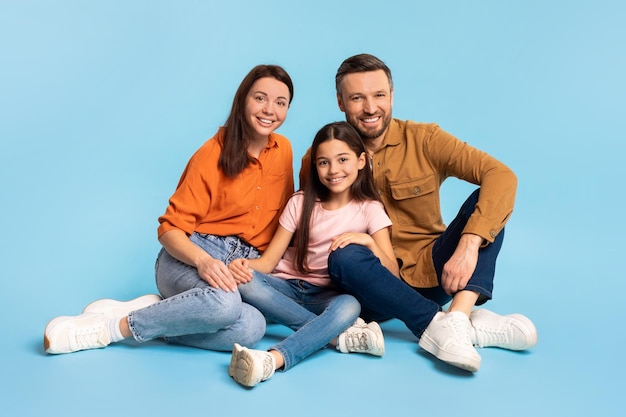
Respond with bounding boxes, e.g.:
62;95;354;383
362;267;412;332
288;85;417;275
126;233;266;351
238;272;361;371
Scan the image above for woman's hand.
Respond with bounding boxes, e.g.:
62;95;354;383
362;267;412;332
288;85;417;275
158;229;240;292
195;256;240;292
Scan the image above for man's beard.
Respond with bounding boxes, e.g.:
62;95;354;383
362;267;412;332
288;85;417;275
349;113;391;140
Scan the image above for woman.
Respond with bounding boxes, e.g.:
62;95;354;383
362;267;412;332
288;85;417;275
44;64;295;354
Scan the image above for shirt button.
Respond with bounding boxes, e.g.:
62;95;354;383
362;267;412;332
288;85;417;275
413;187;420;194
255;205;260;211
490;230;496;238
377;189;383;195
257;186;261;191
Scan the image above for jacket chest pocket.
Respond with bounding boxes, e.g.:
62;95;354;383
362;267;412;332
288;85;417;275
388;175;440;226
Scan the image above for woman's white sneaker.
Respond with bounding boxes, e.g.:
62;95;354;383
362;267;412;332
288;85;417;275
82;294;162;319
44;313;111;354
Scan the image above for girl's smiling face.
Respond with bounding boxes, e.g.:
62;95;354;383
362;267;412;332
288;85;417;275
315;138;366;201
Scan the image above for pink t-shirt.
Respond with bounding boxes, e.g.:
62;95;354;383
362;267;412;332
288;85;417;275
272;192;392;286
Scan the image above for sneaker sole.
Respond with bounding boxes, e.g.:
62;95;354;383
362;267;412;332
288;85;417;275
419;333;481;372
229;343;263;387
228;343;243;378
82;294;162;318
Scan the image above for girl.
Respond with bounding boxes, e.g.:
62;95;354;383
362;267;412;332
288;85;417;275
44;65;295;355
227;121;399;387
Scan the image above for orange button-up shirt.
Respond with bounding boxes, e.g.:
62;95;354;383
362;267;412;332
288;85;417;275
158;128;294;251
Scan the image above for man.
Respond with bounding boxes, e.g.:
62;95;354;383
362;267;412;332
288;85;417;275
300;54;537;372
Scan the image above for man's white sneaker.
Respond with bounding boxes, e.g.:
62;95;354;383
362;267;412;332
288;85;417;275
82;294;162;319
44;313;111;354
470;309;538;350
337;319;385;356
419;311;481;372
229;343;276;387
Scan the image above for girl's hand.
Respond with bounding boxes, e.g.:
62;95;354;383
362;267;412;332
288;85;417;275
195;256;239;292
329;232;374;252
228;258;255;284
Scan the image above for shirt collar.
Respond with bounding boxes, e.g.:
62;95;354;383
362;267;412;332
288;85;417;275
380;119;402;147
267;132;280;149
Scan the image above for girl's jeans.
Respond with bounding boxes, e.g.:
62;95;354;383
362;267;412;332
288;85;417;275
126;233;266;351
328;188;504;338
238;273;360;371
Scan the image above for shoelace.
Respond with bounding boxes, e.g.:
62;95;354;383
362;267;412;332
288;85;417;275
72;324;109;350
474;325;509;347
449;315;472;345
344;331;370;352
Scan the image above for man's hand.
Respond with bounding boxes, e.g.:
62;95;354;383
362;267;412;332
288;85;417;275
441;233;483;295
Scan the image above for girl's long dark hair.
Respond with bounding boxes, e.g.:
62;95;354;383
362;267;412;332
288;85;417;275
219;64;294;178
295;121;381;273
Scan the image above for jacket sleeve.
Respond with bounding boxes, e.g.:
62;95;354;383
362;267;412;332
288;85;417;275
426;126;517;243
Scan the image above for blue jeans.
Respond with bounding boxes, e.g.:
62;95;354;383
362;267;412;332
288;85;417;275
328;188;504;337
126;233;266;351
430;188;503;306
328;245;439;338
238;273;360;371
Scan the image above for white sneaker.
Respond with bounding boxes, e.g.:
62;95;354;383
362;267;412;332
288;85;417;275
470;309;538;350
337;318;385;356
229;343;276;387
419;311;481;372
44;313;111;354
82;294;162;319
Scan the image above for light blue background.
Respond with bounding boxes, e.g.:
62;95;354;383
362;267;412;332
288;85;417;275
1;1;624;416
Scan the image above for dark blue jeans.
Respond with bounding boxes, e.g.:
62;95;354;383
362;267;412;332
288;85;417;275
328;188;504;338
328;244;439;338
430;188;504;306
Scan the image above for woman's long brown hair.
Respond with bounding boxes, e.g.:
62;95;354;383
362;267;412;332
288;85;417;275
219;65;294;178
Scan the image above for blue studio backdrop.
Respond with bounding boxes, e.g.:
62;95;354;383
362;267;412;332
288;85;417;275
1;1;624;416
